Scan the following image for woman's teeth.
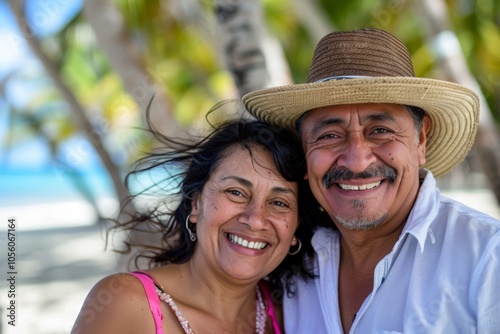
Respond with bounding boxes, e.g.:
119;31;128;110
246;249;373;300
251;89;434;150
228;233;267;250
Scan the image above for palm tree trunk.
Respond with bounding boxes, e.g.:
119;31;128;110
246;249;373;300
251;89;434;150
83;0;184;138
215;0;292;97
418;0;500;206
83;0;198;270
292;0;335;43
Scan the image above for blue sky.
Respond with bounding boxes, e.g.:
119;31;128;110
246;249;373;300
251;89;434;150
0;0;83;170
0;0;82;75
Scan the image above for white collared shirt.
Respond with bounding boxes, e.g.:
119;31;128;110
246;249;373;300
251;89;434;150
284;170;500;333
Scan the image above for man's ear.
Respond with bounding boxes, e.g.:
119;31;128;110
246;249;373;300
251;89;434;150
418;115;432;166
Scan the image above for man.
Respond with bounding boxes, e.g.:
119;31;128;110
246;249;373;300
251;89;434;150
243;28;500;333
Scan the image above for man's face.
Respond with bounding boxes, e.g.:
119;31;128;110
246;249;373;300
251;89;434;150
300;103;429;231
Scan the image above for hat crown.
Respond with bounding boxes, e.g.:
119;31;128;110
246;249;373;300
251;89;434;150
307;28;416;83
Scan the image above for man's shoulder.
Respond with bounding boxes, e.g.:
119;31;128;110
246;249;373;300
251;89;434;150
434;197;500;256
439;195;500;231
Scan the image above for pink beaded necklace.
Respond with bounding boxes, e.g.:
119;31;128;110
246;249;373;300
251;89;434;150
156;286;267;334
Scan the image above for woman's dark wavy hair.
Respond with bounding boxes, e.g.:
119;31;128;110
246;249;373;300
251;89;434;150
111;101;330;296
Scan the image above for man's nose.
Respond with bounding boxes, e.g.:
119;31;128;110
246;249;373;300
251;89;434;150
336;133;377;173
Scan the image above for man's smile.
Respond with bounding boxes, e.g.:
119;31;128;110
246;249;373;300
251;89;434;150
337;181;382;191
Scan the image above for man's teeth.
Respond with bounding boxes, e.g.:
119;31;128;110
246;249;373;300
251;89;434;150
338;181;381;190
228;234;267;250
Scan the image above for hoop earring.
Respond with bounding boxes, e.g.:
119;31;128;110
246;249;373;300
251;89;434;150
185;215;197;242
288;238;302;255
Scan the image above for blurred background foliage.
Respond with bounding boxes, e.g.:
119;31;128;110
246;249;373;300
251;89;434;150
2;0;499;222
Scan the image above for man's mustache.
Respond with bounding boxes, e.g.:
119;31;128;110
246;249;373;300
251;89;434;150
322;165;397;189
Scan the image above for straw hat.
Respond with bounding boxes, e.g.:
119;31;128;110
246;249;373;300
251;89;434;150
242;28;479;177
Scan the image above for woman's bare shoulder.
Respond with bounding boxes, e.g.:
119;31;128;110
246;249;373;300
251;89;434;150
71;273;156;334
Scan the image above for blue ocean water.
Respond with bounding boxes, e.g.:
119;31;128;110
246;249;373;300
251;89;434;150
0;167;116;206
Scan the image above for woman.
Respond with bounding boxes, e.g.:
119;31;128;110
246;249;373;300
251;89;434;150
71;115;321;333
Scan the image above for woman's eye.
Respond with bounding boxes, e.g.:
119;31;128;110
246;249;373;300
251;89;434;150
272;200;289;208
227;189;243;196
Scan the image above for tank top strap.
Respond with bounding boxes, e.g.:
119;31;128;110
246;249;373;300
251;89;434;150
258;281;282;334
130;271;164;334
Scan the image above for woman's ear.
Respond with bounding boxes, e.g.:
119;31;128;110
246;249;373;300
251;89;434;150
190;194;200;223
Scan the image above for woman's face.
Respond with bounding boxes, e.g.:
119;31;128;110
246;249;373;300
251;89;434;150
189;145;299;283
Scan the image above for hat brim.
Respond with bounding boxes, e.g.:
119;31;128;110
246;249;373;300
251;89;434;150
243;77;479;177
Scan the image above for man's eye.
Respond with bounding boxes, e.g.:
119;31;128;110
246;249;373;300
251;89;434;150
373;128;390;134
318;133;338;140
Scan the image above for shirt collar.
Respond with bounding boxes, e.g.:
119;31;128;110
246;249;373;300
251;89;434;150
400;169;440;253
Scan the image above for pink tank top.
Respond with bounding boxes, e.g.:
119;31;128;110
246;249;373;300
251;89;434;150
130;271;282;334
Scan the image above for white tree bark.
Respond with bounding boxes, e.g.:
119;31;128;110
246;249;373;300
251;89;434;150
168;0;216;45
83;0;184;138
215;0;292;97
418;0;500;204
292;0;335;43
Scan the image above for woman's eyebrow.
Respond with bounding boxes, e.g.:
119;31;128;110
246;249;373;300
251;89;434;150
220;176;252;188
221;176;296;195
271;186;297;197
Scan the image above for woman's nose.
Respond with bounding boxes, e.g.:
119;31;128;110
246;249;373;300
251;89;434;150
238;202;269;230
